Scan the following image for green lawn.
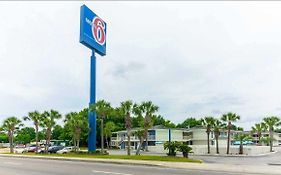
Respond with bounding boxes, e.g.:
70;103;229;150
11;153;202;163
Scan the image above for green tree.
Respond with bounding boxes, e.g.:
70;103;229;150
15;127;36;144
263;116;281;152
221;112;241;154
201;117;216;154
52;125;64;140
0;133;8;142
152;115;176;128
64;110;88;151
213;119;223;154
135;101;159;153
251;123;267;146
176;118;201;128
23;110;43;153
260;136;276;146
1;117;23;153
134;130;145;155
41;110;62;153
234;133;252;154
119;100;134;155
104;121;116;149
90;100;113;153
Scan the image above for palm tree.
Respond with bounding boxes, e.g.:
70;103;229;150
23;111;42;153
263;116;281;152
251;123;266;146
41;110;62;153
104;121;116;149
65;110;88;151
90;100;112;153
260;136;275;146
120;100;133;156
201;117;215;154
134;130;145;155
213;119;223;154
221;112;241;154
234;133;251;154
1;117;23;153
138;101;159;152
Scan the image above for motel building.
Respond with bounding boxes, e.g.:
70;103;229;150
111;125;281;155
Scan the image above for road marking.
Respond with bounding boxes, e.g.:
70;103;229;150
3;162;22;166
92;170;133;175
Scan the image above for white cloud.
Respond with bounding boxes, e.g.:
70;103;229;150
1;2;281;130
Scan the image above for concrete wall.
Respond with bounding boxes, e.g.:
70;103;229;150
147;144;271;156
191;128;206;141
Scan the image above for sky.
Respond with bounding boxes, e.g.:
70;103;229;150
1;1;281;130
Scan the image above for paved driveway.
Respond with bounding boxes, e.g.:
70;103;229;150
109;147;281;166
190;147;281;166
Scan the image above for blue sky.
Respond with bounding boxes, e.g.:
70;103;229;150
1;2;281;130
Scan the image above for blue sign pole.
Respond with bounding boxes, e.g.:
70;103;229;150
88;50;97;152
168;129;171;155
80;4;106;152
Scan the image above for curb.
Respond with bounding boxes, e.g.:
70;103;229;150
0;154;167;167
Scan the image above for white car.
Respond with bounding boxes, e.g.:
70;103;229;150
14;148;25;153
57;147;76;154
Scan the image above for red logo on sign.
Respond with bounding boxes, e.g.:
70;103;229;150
92;16;106;45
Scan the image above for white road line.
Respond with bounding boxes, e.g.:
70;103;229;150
3;162;22;166
92;170;133;175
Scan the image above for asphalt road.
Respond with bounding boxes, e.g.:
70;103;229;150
0;156;262;175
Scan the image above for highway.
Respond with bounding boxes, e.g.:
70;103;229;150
0;156;261;175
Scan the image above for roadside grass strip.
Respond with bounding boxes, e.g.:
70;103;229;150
7;153;202;163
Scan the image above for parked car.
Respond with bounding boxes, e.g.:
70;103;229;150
57;147;76;154
14;148;25;153
23;145;42;153
48;145;64;153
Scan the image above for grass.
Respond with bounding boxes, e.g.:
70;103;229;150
10;153;202;163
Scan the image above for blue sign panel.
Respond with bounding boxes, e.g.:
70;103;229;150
80;5;106;56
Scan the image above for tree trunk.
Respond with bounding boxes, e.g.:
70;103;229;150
144;123;149;152
45;128;51;153
127;129;131;156
258;132;261;146
77;139;80;151
101;118;104;154
9;131;13;153
183;152;188;158
35;125;39;154
239;143;243;154
227;122;231;154
207;131;210;154
215;134;219;154
270;127;273;152
136;138;143;155
145;137;148;152
106;134;109;149
73;137;77;152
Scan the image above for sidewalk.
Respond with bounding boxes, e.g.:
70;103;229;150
0;154;280;175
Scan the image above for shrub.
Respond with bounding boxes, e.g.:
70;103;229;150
177;144;193;158
164;141;180;156
164;141;193;158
